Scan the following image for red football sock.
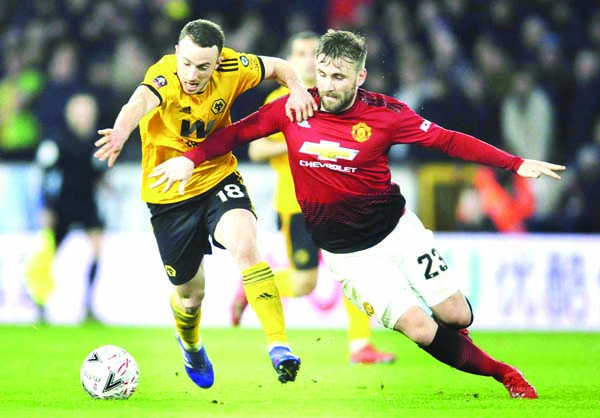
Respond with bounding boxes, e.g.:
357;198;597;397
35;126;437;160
420;324;512;381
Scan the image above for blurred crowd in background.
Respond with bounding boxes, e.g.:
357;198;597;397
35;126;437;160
1;0;599;233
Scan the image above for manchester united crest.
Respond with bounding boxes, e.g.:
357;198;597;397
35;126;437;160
351;122;372;142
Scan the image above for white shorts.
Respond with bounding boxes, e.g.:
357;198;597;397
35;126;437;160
321;209;460;329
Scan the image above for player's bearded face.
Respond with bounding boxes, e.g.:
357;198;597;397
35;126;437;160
316;56;364;113
176;36;221;94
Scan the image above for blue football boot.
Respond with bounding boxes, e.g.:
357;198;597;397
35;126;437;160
176;336;214;389
269;346;301;383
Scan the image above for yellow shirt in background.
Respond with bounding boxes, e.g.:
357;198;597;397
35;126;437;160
263;86;301;215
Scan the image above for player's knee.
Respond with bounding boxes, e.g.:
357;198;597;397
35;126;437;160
393;306;438;346
430;293;473;329
225;233;261;267
454;310;472;329
436;309;472;329
176;281;205;311
179;293;203;313
446;297;474;328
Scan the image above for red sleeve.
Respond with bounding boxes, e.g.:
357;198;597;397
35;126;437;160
430;129;524;172
183;98;287;166
391;104;523;172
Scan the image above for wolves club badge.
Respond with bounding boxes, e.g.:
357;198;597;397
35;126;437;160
152;75;167;89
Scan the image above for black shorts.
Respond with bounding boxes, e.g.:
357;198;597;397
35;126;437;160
51;198;104;246
147;171;255;285
277;212;319;270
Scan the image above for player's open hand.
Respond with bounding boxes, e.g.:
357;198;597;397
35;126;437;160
285;87;318;123
95;129;128;168
148;156;195;195
517;159;566;180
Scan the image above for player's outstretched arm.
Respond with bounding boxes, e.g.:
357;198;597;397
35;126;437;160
261;56;317;122
94;86;159;167
516;159;566;180
149;100;285;195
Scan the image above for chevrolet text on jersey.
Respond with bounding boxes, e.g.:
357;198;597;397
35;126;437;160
299;160;358;173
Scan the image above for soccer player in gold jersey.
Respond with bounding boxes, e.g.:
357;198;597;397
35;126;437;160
230;32;396;364
94;19;317;388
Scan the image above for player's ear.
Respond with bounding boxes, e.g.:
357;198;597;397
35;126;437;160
357;68;367;87
215;54;223;69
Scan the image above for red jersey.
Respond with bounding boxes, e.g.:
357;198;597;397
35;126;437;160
185;88;523;253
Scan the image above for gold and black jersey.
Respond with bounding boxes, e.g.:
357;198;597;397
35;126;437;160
139;48;264;203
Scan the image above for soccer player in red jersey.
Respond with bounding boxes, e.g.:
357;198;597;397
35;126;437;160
234;31;396;364
149;30;566;398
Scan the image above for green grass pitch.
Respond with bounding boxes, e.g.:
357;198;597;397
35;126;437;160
0;324;598;418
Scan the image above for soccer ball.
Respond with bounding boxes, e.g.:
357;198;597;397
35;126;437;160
80;345;139;399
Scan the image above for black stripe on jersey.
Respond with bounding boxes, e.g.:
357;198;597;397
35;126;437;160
358;89;404;113
217;64;238;72
141;83;163;105
217;59;239;71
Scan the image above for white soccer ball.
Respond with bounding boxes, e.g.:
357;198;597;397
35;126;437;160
80;345;139;399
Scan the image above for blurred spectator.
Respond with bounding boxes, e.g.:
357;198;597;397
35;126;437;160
527;116;600;233
517;15;548;65
472;34;512;104
0;34;42;160
383;1;414;47
536;34;570;150
441;0;479;52
546;0;587;56
79;1;131;55
413;77;470;161
393;43;432;110
25;92;106;322
110;35;153;99
482;0;521;53
34;41;82;141
500;66;557;220
460;71;501;145
565;50;600;159
586;9;600;51
428;25;472;90
561;121;600;233
501;66;554;162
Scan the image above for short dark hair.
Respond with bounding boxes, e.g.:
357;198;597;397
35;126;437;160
283;31;320;58
179;19;225;53
316;29;367;69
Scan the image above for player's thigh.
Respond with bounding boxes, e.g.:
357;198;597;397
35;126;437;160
321;248;420;329
206;171;256;250
147;197;212;286
278;212;319;271
397;210;461;308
